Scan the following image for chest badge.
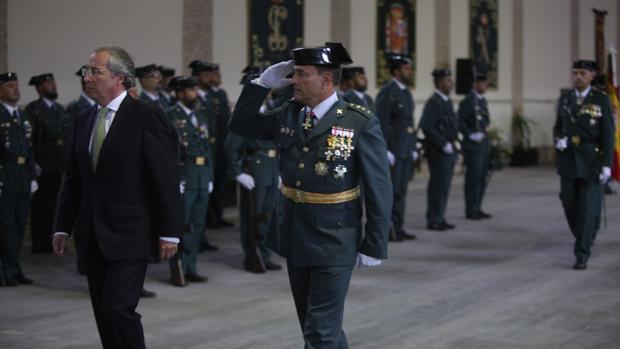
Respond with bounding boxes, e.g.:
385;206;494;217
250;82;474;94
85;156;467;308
334;164;347;179
314;162;329;176
325;126;355;161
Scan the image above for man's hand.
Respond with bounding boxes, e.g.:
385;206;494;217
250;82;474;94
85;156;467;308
600;166;612;184
257;60;294;90
387;151;396;166
236;173;255;190
356;253;382;268
31;180;38;194
443;142;454;154
469;132;485;142
179;181;185;194
555;137;568;151
412;150;418;162
159;240;178;261
52;234;68;256
208;181;214;194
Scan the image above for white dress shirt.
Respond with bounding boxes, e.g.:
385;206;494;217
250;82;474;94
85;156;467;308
305;91;339;125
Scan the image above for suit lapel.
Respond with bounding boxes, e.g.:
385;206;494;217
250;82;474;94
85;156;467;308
306;100;346;143
96;95;131;169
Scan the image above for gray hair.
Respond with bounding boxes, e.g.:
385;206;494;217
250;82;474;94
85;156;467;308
92;46;135;89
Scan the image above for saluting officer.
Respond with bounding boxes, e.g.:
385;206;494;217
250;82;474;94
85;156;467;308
135;64;168;110
25;73;68;253
458;72;493;220
229;42;392;348
376;55;418;241
553;60;614;270
0;73;37;286
420;68;459;231
165;76;214;285
342;67;376;115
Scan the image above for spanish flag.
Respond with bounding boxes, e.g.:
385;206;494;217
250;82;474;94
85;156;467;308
608;50;620;181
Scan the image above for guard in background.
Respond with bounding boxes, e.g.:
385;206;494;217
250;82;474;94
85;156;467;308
25;73;67;253
158;66;176;106
458;72;493;220
342;66;376;115
376;55;418;241
420;68;459;231
0;72;37;286
553;60;614;270
166;76;214;284
135;64;168;110
229;43;391;348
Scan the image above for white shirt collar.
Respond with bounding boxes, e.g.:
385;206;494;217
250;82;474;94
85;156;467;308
474;91;485;100
352;89;365;101
1;102;18;116
42;97;55;108
392;78;407;90
435;90;450;102
176;101;193;116
143;91;159;101
210;86;219;93
575;85;591;99
197;88;208;100
81;92;96;106
99;90;127;113
307;92;339;121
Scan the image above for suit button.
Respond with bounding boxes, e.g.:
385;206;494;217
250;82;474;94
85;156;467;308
295;180;302;187
256;160;261;164
298;163;305;169
302;146;309;152
337;222;342;227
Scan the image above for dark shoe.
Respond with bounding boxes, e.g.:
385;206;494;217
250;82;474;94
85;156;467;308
427;223;446;231
389;233;404;242
264;260;282;271
466;213;483;220
186;273;208;283
217;219;234;227
441;222;455;230
200;241;220;252
478;211;492;219
397;230;417;240
140;288;157;298
4;278;18;287
15;274;33;285
244;258;266;273
573;260;587;270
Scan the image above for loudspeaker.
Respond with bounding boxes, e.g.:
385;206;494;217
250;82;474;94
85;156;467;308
456;58;474;95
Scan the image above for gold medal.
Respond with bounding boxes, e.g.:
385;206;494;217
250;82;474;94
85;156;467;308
314;162;329;176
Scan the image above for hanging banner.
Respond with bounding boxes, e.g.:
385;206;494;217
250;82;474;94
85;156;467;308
469;0;498;88
248;0;304;69
376;0;416;87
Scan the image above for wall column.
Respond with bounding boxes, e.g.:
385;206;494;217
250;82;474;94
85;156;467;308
0;0;7;72
183;0;213;74
435;0;450;68
512;0;524;113
330;0;351;49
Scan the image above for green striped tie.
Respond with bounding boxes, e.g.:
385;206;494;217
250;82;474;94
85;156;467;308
91;107;109;170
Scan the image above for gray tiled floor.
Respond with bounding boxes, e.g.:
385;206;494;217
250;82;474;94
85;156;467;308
1;166;619;349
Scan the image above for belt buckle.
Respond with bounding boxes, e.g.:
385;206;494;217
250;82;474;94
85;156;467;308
267;149;277;158
406;127;414;134
195;156;205;166
571;136;580;145
209;137;216;144
17;156;26;165
293;189;304;203
57;139;64;146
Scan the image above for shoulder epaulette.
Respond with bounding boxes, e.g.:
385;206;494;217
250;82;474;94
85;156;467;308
346;103;372;119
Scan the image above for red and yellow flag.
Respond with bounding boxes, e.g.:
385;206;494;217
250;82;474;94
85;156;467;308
608;51;620;180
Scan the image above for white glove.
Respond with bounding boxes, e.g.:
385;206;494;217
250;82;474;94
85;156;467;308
442;143;454;154
412;150;418;162
179;181;185;194
356;253;382;268
469;132;485;142
278;176;282;189
600;166;612;184
257;60;294;90
236;173;255;190
30;180;38;194
387;151;396;166
555;137;568;151
208;181;214;194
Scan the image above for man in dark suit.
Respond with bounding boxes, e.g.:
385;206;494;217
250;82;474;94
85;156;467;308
229;42;392;348
376;55;418;241
420;68;459;231
52;46;182;349
554;60;614;270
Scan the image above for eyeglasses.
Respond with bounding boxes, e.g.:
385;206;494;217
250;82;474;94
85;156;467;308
81;67;108;77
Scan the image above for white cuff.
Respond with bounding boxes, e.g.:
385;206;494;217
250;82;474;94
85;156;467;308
160;237;180;244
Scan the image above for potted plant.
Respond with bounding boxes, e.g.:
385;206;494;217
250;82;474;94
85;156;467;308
509;108;539;166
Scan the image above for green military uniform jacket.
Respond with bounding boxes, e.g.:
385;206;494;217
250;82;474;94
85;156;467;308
225;132;279;187
420;92;459;150
458;91;490;151
553;87;614;181
139;91;168;111
342;90;377;116
376;80;417;159
25;98;69;175
229;83;392;266
0;105;36;193
165;103;214;190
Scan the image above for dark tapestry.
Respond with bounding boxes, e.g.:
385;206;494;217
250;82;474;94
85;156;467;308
469;0;498;88
376;0;416;87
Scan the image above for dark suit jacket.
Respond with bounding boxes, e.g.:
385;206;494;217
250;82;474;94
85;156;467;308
55;94;182;261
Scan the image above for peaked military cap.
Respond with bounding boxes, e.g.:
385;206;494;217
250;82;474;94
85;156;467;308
75;66;85;77
572;60;599;71
188;60;217;75
291;42;353;67
169;76;198;91
475;71;488;81
159;66;176;77
386;54;413;71
135;64;159;78
432;68;452;79
28;73;54;86
240;65;263;84
342;66;365;81
0;72;18;84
